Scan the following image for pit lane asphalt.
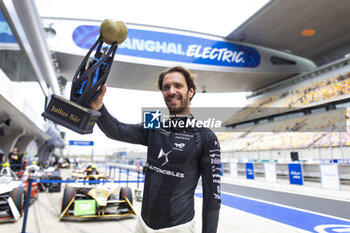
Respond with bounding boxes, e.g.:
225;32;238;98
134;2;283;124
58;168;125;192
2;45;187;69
4;168;347;233
1;167;140;233
219;182;350;220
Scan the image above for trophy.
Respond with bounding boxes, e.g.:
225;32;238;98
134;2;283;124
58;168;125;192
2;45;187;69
42;19;128;134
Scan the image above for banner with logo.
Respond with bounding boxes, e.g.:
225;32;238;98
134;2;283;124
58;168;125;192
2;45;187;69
246;163;254;180
264;163;277;183
0;11;17;43
72;26;261;68
320;164;340;190
68;140;94;146
288;163;303;185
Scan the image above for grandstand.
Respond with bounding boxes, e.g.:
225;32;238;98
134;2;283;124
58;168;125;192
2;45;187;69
219;57;350;163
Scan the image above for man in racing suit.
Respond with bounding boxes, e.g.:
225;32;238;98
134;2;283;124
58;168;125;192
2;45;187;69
90;66;221;233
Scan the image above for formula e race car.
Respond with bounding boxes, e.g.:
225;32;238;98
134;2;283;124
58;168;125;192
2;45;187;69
60;183;136;219
0;163;25;220
70;171;108;182
69;164;108;183
17;161;63;193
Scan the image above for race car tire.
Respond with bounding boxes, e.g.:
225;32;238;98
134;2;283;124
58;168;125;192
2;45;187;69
10;187;25;216
120;187;133;209
61;186;75;213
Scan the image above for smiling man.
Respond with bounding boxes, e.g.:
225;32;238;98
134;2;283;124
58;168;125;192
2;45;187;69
90;66;221;233
159;67;195;116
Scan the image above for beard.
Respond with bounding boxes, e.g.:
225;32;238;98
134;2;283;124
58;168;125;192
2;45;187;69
166;91;190;115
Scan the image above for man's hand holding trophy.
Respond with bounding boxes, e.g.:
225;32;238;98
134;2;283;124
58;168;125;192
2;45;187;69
42;19;128;134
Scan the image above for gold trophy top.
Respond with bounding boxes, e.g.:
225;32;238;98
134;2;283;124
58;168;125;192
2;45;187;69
100;19;128;45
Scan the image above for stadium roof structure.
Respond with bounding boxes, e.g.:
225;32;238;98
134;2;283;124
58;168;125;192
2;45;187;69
227;0;350;67
39;0;350;93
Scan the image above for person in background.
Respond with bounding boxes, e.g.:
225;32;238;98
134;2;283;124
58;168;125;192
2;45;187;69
84;163;93;175
91;164;99;175
9;147;22;171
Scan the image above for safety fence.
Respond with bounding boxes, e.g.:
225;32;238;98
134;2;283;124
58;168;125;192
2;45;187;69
224;161;349;188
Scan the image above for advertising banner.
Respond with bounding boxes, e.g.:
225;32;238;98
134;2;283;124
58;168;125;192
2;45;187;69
69;140;94;146
264;163;277;183
288;163;303;185
72;26;261;69
246;163;254;180
320;164;340;190
0;11;17;43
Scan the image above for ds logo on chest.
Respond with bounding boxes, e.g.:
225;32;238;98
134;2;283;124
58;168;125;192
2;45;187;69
158;148;172;166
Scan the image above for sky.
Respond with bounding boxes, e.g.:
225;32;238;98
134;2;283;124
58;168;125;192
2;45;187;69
32;0;270;156
34;0;270;37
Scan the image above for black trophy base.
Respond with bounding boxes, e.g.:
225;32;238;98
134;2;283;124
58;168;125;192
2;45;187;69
42;94;101;134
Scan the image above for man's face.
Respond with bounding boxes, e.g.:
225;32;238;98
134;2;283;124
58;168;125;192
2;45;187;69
162;72;194;115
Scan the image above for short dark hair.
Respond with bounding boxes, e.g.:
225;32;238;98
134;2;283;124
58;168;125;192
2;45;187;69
158;66;196;100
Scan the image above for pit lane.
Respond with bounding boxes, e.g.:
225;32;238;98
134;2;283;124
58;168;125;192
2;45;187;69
1;166;331;233
1;167;140;233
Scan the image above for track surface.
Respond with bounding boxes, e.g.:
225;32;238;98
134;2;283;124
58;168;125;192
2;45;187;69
220;182;350;219
2;168;350;233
